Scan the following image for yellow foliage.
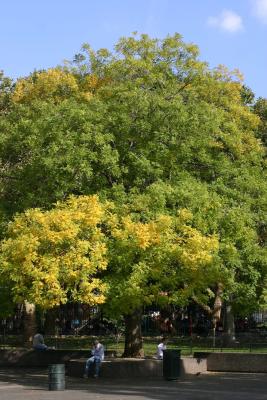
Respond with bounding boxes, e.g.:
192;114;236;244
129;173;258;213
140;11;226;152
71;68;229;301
12;68;103;104
109;209;218;270
178;226;219;270
0;194;219;309
13;69;79;103
0;195;108;308
177;208;193;223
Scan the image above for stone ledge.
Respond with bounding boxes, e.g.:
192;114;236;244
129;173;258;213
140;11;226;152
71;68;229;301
67;357;207;378
206;353;267;373
193;352;211;359
0;349;117;367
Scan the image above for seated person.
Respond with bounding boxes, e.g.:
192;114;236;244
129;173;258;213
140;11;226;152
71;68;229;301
32;332;48;351
157;337;167;359
84;339;105;378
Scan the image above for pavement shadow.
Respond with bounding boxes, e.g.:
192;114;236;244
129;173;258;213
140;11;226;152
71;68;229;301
71;373;267;400
0;367;48;390
0;368;266;400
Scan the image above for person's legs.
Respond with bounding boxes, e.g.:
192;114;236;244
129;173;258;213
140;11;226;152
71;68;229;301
33;344;48;350
94;357;101;377
84;356;95;377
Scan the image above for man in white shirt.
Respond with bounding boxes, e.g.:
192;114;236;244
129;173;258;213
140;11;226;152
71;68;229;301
84;339;105;378
157;337;167;359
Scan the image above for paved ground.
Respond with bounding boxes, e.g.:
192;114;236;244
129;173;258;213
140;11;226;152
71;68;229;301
0;368;266;400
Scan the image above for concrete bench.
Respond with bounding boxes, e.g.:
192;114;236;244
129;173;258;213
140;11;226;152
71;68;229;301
0;349;117;367
206;352;267;373
68;357;207;378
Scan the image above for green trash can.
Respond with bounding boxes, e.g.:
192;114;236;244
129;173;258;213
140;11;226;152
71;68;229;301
163;349;181;380
48;364;65;391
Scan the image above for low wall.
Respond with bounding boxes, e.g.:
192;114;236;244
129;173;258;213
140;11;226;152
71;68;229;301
206;353;267;373
0;349;116;367
182;357;207;375
193;352;211;359
3;349;265;375
68;357;207;378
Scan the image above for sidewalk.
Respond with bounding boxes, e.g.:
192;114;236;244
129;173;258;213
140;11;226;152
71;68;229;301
0;368;266;400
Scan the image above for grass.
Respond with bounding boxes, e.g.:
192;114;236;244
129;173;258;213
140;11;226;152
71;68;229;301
1;335;267;355
44;335;267;356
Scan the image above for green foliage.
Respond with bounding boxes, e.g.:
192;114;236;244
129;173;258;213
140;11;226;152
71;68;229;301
240;85;255;106
0;99;119;216
0;71;13;115
0;284;16;317
103;200;219;317
253;97;267;146
0;33;266;317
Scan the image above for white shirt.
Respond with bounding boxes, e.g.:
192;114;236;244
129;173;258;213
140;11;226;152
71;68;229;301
91;343;105;361
157;342;166;359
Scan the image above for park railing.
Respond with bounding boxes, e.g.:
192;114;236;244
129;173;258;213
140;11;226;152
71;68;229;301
1;334;267;356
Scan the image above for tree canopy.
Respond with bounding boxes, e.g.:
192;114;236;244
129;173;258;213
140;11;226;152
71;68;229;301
0;34;266;349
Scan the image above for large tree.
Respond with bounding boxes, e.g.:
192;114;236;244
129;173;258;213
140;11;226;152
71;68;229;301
0;33;266;350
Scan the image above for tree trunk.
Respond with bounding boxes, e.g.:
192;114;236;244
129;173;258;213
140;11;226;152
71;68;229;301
123;309;144;358
44;308;58;335
211;283;223;347
223;302;236;346
192;282;224;347
23;302;36;347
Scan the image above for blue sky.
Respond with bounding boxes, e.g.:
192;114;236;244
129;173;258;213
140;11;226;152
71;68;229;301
1;0;266;98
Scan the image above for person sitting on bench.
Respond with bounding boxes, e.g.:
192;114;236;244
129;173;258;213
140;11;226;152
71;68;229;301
84;339;105;378
157;337;167;359
32;332;48;351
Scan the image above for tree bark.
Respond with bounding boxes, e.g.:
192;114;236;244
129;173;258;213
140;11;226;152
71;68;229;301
192;282;223;347
211;283;223;347
212;283;223;327
223;301;236;346
123;309;144;358
44;307;58;335
23;302;36;347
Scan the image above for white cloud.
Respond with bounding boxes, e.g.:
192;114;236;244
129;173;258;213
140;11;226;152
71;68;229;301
252;0;267;23
207;10;243;33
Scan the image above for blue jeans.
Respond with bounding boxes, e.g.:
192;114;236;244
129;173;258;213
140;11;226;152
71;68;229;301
85;356;101;377
33;344;48;351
